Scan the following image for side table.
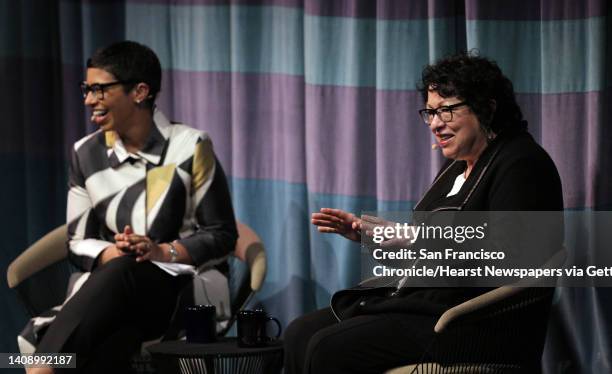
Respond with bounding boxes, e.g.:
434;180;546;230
146;338;283;374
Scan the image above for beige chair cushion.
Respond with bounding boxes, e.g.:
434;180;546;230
385;364;418;374
386;363;517;374
235;222;267;291
7;225;67;289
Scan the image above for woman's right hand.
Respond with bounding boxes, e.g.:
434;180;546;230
311;208;362;242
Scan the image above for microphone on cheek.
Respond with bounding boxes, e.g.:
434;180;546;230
431;143;439;150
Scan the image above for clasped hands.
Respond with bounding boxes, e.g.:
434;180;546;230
99;225;170;265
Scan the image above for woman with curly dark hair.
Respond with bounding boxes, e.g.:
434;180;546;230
283;52;563;373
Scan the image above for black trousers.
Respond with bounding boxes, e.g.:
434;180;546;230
283;307;438;374
36;256;190;373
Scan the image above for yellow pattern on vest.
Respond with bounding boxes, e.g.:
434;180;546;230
192;138;214;191
146;163;176;213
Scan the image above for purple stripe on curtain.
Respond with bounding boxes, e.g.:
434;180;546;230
306;88;610;204
305;0;459;20
157;70;234;173
157;70;307;183
517;90;612;209
597;88;612;209
304;84;377;197
465;0;608;20
304;0;375;18
156;70;610;205
68;65;611;207
230;73;306;183
375;90;442;202
302;86;439;202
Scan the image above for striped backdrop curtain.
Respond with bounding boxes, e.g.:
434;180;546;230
2;1;611;372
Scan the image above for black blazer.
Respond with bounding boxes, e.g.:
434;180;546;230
330;128;564;321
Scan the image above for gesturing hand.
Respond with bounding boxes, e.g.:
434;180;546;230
311;208;362;242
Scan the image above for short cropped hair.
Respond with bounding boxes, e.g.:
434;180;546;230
418;51;526;133
87;40;161;108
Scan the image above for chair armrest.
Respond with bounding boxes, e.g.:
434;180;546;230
426;287;554;372
7;225;68;289
235;222;267;292
434;286;524;333
434;248;566;333
246;244;266;292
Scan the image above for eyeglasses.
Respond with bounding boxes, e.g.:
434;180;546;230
80;81;132;100
418;102;469;124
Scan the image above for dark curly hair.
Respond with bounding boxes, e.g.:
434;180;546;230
87;41;161;109
418;51;526;134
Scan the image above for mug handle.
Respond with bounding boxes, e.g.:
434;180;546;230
266;317;282;339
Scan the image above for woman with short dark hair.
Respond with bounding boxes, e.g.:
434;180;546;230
28;41;237;374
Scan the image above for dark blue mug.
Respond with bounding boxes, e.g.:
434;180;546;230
185;304;216;343
237;309;282;347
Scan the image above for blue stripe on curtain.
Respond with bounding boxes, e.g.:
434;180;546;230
38;2;605;93
467;17;608;93
127;4;233;72
230;177;415;317
126;4;304;75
